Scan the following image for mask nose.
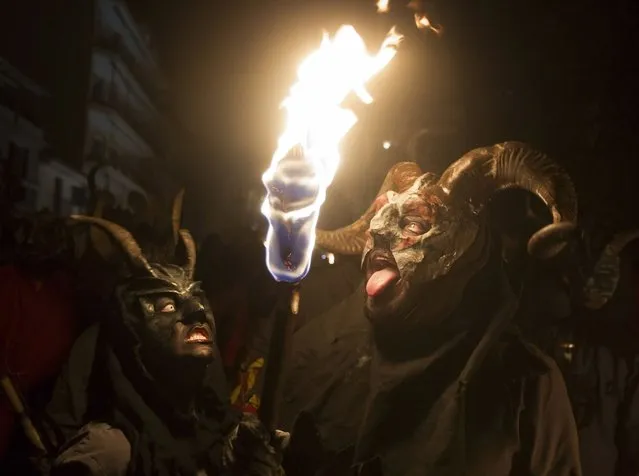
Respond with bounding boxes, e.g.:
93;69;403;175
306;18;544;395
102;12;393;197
370;228;394;250
182;299;208;325
362;229;394;269
369;201;399;244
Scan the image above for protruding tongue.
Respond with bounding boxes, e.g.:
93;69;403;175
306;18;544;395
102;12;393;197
366;268;400;297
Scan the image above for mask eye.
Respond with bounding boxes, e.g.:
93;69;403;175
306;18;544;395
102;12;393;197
401;218;430;236
157;298;176;313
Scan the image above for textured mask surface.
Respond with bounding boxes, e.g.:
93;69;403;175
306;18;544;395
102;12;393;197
364;174;480;285
115;263;216;364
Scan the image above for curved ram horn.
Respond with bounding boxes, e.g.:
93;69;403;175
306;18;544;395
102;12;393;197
438;142;578;259
605;229;639;257
172;189;185;246
582;229;639;310
176;229;197;280
88;194;117;262
70;215;157;277
315;161;424;255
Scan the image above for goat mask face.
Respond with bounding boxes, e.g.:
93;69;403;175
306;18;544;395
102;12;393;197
315;142;579;331
362;173;485;326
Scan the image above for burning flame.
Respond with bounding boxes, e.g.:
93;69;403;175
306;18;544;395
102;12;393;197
377;1;443;36
376;0;389;13
414;14;444;35
261;26;402;282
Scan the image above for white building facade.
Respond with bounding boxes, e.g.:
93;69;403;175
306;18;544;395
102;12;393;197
1;1;165;217
36;159;87;215
0;103;45;211
85;0;164;210
0;57;87;214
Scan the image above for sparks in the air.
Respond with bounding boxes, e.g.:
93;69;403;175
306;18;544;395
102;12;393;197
377;1;443;36
261;25;403;282
415;13;444;35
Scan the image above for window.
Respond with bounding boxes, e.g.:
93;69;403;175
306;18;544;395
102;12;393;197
8;142;29;179
89;139;107;160
71;186;87;206
92;78;107;101
20;149;29;179
53;177;63;214
24;188;37;208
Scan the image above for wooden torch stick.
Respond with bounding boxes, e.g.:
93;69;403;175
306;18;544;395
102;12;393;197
1;375;47;453
258;282;301;431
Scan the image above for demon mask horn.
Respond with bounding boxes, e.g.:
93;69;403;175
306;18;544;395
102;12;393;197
582;229;639;310
71;190;197;280
87;192;113;259
317;141;577;259
172;188;185;246
71;216;158;277
170;188;197;280
84;163;118;259
315;161;426;254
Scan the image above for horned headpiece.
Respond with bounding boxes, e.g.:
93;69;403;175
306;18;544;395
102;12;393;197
582;229;639;310
71;189;196;280
316;141;578;259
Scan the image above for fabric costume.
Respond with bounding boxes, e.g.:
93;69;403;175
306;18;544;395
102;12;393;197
0;265;78;460
280;256;580;475
279;142;583;475
569;230;639;476
229;253;362;415
46;216;284;476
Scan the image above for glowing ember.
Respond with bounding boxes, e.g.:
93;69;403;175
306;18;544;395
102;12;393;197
261;25;402;282
415;14;444;35
376;0;389;13
377;1;443;36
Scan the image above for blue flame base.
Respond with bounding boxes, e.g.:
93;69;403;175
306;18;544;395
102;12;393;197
264;211;318;283
262;150;322;283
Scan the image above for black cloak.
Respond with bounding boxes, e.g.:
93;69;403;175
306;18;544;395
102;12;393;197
279;261;582;476
46;323;239;475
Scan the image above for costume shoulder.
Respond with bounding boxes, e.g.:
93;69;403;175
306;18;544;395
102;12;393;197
279;286;371;452
46;324;101;444
493;328;556;380
500;331;583;475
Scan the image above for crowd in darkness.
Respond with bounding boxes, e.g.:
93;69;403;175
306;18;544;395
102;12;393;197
2;140;639;475
1;0;639;474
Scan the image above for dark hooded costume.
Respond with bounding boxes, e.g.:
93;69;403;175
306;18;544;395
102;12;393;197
46;216;284;476
279;142;582;475
566;230;639;476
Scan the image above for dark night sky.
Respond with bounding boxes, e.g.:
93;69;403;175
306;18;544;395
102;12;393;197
126;0;639;238
4;0;638;238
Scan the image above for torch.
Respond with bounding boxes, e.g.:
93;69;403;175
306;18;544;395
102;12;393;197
258;25;402;430
1;376;48;454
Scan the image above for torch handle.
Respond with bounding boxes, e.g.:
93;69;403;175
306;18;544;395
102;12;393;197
1;376;47;454
258;283;300;431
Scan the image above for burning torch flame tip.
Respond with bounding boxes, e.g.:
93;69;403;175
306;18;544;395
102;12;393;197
376;0;389;13
262;25;402;282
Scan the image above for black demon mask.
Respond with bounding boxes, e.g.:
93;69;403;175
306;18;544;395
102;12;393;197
72;206;217;375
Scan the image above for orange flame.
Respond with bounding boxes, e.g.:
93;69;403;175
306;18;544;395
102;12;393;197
376;1;443;37
376;0;390;13
261;26;403;281
414;13;444;36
